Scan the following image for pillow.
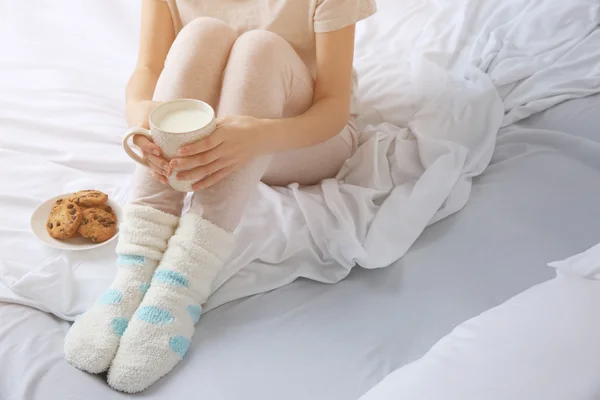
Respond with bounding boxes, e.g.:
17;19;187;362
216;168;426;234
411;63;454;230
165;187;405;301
359;271;600;400
548;242;600;280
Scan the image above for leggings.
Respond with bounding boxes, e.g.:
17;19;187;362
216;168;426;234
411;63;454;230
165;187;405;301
130;17;358;232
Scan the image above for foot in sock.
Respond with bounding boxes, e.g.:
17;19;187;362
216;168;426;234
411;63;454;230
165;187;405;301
107;213;234;393
63;205;179;373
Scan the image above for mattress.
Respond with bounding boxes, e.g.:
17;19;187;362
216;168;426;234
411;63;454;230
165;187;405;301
3;92;600;399
2;0;600;399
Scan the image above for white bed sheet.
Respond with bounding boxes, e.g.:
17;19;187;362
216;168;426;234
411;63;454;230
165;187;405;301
2;0;600;320
1;0;600;399
3;92;600;399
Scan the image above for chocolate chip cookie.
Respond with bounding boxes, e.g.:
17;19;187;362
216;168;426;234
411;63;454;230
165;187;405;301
71;190;108;207
47;201;83;239
77;208;117;243
82;203;116;220
50;197;68;212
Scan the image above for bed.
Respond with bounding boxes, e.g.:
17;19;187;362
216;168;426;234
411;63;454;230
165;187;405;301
2;0;600;399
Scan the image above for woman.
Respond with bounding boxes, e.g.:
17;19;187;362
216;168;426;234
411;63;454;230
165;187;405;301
65;0;376;393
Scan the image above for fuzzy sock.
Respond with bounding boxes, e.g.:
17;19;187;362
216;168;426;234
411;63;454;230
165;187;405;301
107;213;234;393
64;205;179;373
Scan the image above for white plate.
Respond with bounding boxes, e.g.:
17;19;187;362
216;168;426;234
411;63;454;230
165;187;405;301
30;194;122;251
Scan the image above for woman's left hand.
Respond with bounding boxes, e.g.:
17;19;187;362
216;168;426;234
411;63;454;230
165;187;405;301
169;115;268;190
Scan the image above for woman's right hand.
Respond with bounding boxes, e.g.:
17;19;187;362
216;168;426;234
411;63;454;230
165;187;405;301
126;100;171;184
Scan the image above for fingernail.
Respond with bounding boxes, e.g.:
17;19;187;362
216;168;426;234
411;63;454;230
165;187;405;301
178;149;186;156
170;161;177;168
153;150;160;156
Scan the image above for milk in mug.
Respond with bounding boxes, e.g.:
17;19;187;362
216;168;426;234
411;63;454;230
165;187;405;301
122;99;217;192
157;108;212;133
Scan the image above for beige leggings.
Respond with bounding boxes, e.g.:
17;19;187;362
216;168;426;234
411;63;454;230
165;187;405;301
131;18;358;232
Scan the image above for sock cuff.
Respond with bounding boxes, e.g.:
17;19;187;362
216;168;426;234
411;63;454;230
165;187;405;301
176;213;235;261
158;238;225;303
124;205;180;227
116;205;180;260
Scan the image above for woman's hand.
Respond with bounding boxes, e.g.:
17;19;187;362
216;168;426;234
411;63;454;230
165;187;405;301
170;115;268;190
126;100;171;184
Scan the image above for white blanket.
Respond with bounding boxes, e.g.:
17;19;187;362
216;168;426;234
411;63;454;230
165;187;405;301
0;0;599;319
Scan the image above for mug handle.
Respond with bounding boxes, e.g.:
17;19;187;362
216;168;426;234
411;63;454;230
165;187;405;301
122;127;153;167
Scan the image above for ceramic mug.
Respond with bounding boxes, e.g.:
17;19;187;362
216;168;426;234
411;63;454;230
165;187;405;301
122;99;216;192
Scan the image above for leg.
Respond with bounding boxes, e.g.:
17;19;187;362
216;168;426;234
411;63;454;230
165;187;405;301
262;120;357;186
107;30;317;392
131;17;238;216
190;29;316;230
64;18;236;375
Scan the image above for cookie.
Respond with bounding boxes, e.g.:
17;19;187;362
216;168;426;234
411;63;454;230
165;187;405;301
51;196;82;213
77;208;117;243
82;203;117;220
50;197;68;212
71;190;108;207
47;201;83;239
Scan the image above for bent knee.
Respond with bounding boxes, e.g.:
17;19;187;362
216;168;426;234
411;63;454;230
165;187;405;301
236;29;287;48
231;30;293;62
177;17;237;46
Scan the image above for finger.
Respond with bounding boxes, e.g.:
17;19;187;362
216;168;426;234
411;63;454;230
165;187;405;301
144;152;171;174
169;147;222;170
176;157;233;182
192;165;237;190
151;171;168;184
133;135;162;157
145;157;168;177
178;132;224;156
147;160;168;177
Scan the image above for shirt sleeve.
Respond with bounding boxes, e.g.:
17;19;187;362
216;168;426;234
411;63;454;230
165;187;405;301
313;0;377;33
